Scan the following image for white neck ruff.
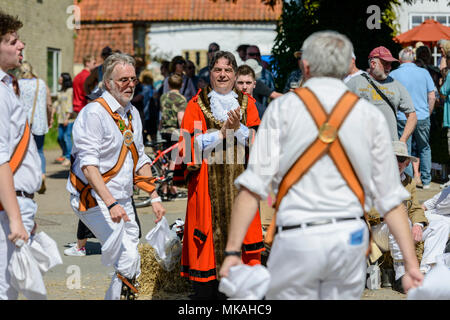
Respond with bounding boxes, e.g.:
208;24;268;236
208;90;240;122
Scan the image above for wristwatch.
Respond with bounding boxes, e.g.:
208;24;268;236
224;250;241;257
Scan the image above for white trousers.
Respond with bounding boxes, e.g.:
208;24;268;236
70;195;140;300
0;197;37;300
266;218;369;300
372;215;450;280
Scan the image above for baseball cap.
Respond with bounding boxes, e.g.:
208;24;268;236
368;46;399;62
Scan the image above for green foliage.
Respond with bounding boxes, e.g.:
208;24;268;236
271;0;403;90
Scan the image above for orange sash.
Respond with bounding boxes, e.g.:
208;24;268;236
265;88;371;255
70;98;155;212
0;120;31;211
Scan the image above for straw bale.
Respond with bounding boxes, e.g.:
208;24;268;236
137;243;192;299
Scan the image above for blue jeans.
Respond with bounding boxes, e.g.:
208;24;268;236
57;122;73;160
33;134;45;174
397;118;432;185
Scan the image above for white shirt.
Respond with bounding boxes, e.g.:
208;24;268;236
343;70;366;83
66;90;150;201
0;70;42;194
234;77;410;226
424;186;450;216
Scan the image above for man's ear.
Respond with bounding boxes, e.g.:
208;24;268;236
104;79;110;91
302;59;310;79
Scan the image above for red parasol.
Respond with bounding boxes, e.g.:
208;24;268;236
393;19;450;46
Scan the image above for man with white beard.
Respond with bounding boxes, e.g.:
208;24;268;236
346;46;417;143
67;53;165;300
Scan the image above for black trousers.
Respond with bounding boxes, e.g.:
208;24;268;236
190;280;227;300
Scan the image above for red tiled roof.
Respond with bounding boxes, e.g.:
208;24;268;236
74;23;134;64
77;0;282;22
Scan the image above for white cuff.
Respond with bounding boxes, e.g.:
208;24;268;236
151;197;162;203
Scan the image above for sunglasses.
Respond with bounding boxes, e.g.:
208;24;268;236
115;77;139;87
247;52;260;57
396;156;408;162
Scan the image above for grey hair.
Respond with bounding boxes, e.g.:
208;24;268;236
301;30;353;79
438;39;448;46
399;47;414;62
209;51;238;73
102;53;136;84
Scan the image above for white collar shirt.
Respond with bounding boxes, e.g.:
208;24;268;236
0;69;42;194
235;77;410;226
423;186;450;216
66;90;150;201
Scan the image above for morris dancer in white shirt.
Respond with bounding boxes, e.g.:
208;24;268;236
422;187;450;255
0;11;43;300
67;53;165;300
220;30;423;299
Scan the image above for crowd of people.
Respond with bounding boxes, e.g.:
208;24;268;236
1;8;450;301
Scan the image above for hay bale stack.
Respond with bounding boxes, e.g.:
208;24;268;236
138;243;192;299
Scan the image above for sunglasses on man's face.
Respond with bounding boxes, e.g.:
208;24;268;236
248;52;260;57
115;77;139;87
396;156;408;163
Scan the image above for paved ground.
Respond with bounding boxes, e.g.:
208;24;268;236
22;148;442;300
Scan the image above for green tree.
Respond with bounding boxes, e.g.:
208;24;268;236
271;0;405;90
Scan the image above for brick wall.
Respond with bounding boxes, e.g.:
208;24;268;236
3;0;75;95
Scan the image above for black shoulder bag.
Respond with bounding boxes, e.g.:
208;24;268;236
361;73;397;120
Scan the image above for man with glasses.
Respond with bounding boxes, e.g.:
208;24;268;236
197;42;220;87
346;46;417;143
368;141;448;294
67;53;166;300
283;49;304;93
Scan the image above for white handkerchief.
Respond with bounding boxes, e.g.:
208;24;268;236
101;220;125;266
219;264;271;300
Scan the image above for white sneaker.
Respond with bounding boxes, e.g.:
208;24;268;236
423;184;430;190
64;246;86;256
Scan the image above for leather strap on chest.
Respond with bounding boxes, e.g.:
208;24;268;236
70;98;155;212
265;88;371;256
0;120;31;211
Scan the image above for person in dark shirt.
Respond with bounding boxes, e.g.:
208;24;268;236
197;42;220;87
235;64;265;119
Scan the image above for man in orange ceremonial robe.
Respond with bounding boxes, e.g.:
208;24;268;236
177;51;264;299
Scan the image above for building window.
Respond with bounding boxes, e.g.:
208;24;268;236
47;48;61;95
410;13;450;28
409;14;450;65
